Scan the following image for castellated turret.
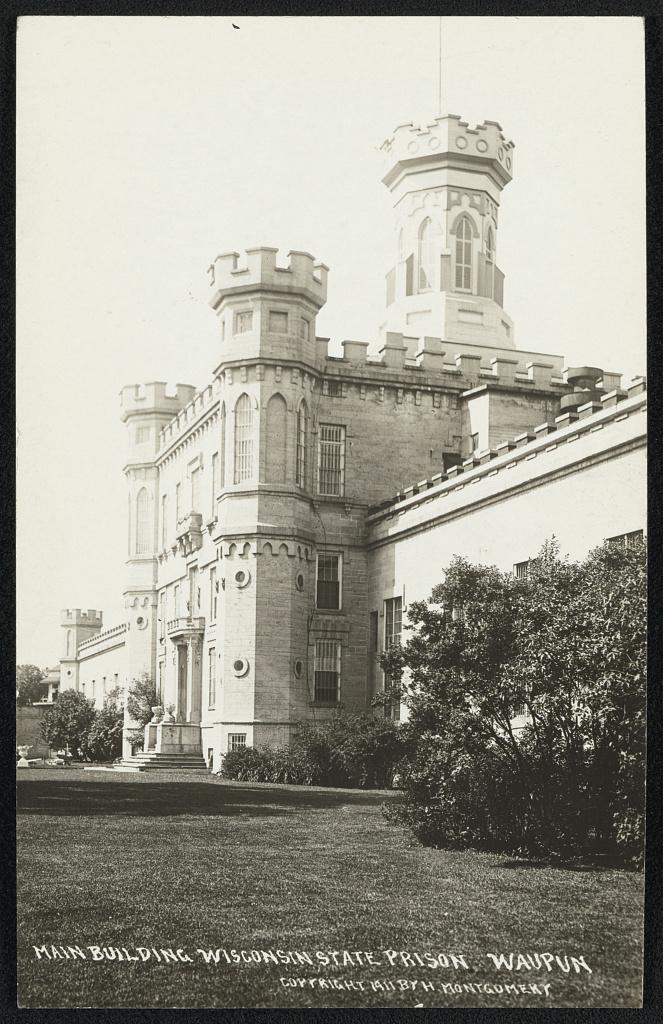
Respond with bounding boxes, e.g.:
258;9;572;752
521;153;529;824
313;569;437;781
59;609;103;690
120;382;197;688
380;114;516;355
207;248;329;367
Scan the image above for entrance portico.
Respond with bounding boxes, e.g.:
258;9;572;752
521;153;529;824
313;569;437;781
145;616;205;754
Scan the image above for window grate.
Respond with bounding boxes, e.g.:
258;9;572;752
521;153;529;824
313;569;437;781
318;424;346;496
234;311;253;334
228;733;246;752
234;394;254;483
455;216;473;290
296;403;308;487
314;640;341;703
208;647;216;708
384;597;402;720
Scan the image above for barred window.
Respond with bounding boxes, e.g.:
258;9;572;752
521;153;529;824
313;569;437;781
234;394;254;483
316;553;341;609
135;487;150;554
324;379;343;397
234;310;253;334
418;217;434;290
455;216;473;290
228;733;246;752
220;403;226;487
384;596;403;720
161;494;168;548
296;402;308;487
208;647;216;708
314;640;341;703
318;423;346;496
269;311;288;333
210;566;217;621
211;452;219;517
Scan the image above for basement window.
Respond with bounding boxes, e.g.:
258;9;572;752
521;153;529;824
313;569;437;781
228;733;246;752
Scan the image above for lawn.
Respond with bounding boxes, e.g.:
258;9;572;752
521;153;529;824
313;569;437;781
17;769;643;1009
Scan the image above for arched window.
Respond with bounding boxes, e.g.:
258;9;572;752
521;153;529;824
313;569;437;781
485;226;495;299
234;394;254;484
398;228;405;261
455;216;473;290
418;217;434;290
135;487;150;554
219;403;226;487
265;393;287;484
296;401;308;487
66;629;72;658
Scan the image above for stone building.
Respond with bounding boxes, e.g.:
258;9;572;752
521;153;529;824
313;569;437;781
57;115;646;769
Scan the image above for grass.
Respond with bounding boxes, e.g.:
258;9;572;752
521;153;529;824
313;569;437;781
17;769;643;1008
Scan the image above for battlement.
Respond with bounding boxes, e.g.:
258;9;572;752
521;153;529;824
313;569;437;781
61;609;103;627
381;114;515;188
120;382;197;422
208;247;329;310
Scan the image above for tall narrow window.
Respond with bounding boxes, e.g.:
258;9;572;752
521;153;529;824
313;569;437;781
175;482;181;526
314;640;341;703
66;630;72;657
208;647;216;708
174;584;180;617
188;566;199;615
135;487;150;554
485;226;495;299
398;227;405;260
159;590;166;638
161;494;168;548
234;394;254;483
455;216;473;290
220;404;226;487
190;466;200;511
384;596;403;721
296;401;308;487
210;566;217;621
316;553;341;610
318;423;346;496
157;662;164;704
211;452;218;517
369;611;378;653
234;310;253;334
265;393;287;484
418;217;434;290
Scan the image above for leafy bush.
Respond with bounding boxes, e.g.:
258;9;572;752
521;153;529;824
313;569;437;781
41;690;96;759
80;689;124;762
383;539;646;867
220;712;407;789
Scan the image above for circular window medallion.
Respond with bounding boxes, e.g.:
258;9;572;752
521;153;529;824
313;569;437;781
233;658;249;677
476;139;488;153
234;568;250;588
136;615;148;630
295;572;305;591
428;136;440;151
294;659;304;679
66;670;72;677
455;136;468;150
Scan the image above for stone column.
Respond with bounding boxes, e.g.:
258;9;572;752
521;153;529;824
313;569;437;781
186;637;203;725
175;644;188;723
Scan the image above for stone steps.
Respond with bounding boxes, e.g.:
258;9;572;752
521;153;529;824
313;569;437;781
114;751;209;772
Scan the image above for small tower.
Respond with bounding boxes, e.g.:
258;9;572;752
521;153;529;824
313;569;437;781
207;248;328;368
59;608;103;691
120;382;196;686
380;115;516;352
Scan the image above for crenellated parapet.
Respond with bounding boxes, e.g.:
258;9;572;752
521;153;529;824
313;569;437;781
61;608;103;628
208;247;328;311
380;114;515;188
120;382;197;423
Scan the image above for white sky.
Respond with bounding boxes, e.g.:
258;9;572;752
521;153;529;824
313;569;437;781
16;15;645;667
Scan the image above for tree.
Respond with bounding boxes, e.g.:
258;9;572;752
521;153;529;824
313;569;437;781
382;538;646;865
81;688;124;762
126;673;158;729
40;690;96;759
16;664;47;706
